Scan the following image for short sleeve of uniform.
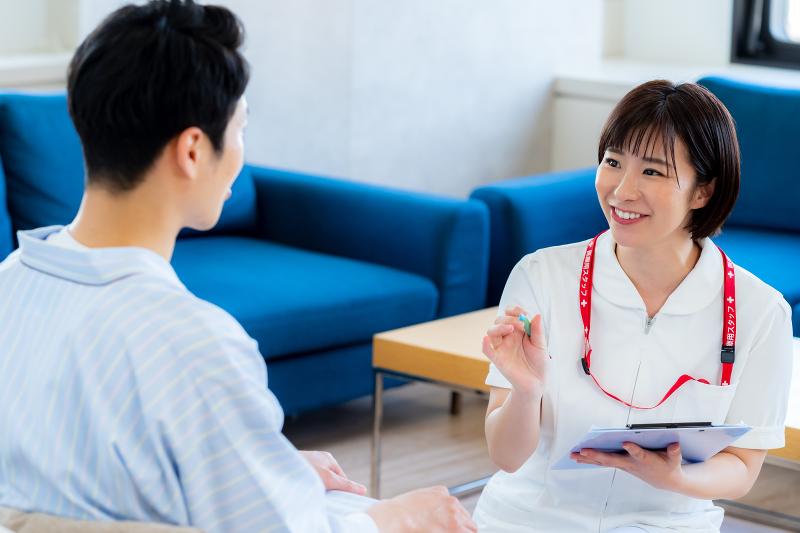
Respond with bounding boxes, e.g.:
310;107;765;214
725;297;794;449
486;254;544;389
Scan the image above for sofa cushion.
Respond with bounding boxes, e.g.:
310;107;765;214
0;93;256;234
0;94;84;231
714;227;800;314
698;77;800;233
171;236;438;359
0;154;13;259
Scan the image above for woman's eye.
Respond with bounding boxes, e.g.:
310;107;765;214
604;158;619;168
643;168;663;176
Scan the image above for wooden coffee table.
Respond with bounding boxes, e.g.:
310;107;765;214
770;338;800;463
370;307;496;498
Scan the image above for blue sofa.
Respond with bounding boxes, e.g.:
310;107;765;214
0;93;490;415
471;76;799;335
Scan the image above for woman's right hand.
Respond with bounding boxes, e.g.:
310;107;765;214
482;306;549;395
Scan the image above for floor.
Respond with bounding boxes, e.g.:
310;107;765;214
283;382;800;532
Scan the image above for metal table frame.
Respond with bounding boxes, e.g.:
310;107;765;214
370;368;492;499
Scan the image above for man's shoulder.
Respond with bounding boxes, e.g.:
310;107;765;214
97;276;248;340
0;249;22;275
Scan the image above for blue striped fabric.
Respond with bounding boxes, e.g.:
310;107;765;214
0;226;377;533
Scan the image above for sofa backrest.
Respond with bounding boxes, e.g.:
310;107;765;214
0;153;13;259
0;93;257;238
699;76;800;232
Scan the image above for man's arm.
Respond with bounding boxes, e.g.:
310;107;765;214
137;311;374;532
147;309;474;532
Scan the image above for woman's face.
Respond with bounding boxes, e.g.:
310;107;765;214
595;135;712;250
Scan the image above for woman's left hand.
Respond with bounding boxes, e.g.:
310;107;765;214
571;442;684;492
300;450;368;495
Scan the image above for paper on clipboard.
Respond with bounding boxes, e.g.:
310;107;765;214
552;424;751;470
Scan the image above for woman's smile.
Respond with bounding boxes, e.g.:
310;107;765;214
611;206;649;225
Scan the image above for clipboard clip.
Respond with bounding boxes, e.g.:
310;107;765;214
626;421;712;430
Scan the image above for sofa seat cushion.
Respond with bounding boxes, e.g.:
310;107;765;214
0;154;12;259
714;227;800;309
171;236;438;359
0;93;256;235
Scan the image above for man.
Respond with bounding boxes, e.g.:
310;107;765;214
0;1;476;531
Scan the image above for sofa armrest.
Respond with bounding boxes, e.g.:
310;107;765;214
470;167;607;305
251;165;489;317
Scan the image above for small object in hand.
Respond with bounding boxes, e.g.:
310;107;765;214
518;314;531;337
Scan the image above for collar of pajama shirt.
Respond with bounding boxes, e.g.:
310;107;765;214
475;231;794;533
17;225;182;287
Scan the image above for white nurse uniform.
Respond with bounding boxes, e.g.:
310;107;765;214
473;232;793;532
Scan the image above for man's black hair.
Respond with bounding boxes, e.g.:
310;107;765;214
67;0;249;192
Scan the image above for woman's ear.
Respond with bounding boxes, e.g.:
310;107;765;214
174;127;205;180
691;178;716;209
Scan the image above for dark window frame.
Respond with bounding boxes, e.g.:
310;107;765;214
732;0;800;70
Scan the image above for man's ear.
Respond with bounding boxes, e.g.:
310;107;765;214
691;178;716;209
174;127;205;180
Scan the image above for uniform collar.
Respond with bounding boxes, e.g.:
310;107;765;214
592;231;723;315
17;226;184;288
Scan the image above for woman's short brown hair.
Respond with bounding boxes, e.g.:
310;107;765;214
597;80;740;239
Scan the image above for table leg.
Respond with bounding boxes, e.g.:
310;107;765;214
449;391;462;415
370;371;384;498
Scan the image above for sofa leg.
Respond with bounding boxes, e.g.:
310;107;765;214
449;391;462;415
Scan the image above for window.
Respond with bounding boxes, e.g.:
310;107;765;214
785;0;800;41
732;0;800;69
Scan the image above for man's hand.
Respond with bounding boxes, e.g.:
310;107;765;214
571;442;684;491
300;450;367;496
367;486;477;532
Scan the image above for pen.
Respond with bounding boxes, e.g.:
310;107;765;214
518;313;551;359
518;314;532;337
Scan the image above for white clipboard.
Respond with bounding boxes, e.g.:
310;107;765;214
552;423;751;470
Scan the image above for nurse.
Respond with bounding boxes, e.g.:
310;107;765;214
472;80;794;532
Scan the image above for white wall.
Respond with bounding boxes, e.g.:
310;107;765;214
74;0;603;197
0;0;80;55
606;0;733;66
550;0;756;173
5;0;789;192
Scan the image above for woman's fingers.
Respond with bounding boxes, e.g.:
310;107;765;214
504;306;527;317
486;323;515;339
493;315;527;335
482;336;498;361
571;452;602;466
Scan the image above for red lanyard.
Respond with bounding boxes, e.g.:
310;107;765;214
579;232;736;410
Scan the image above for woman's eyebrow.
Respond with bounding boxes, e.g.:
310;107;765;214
608;147;670;167
642;155;668;166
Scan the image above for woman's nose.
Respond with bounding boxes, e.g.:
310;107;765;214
614;171;640;201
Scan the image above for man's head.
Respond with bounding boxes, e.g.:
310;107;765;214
67;0;249;230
